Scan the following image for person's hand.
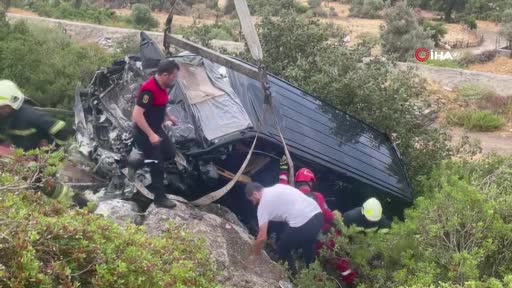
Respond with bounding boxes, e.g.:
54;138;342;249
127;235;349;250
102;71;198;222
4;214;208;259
169;116;178;126
149;133;161;146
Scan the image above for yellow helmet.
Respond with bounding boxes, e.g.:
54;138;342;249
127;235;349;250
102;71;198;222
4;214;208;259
0;80;25;110
362;197;383;222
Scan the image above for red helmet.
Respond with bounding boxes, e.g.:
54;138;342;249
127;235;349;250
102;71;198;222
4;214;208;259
295;168;316;183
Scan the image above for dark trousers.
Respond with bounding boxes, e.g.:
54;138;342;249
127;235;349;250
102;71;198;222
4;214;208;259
133;129;175;199
277;212;324;276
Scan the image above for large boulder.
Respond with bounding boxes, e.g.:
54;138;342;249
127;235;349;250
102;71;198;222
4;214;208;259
144;202;286;288
94;199;142;226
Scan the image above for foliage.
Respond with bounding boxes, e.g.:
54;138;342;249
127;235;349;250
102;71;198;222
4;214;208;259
349;0;385;19
422;21;448;47
176;20;240;47
247;0;306;16
27;1;129;27
0;20;113;108
223;0;235;15
501;9;512;23
313;156;512;287
308;0;322;8
294;262;338;288
424;58;464;68
464;16;478;30
446;110;506;131
380;2;434;61
431;0;466;21
0;154;218;287
130;3;158;30
457;83;496;100
257;11;451;180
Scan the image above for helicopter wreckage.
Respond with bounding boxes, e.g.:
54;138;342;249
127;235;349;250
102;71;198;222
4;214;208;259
74;31;413;227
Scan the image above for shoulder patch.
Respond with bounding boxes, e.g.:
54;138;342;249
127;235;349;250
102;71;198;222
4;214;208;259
142;95;149;104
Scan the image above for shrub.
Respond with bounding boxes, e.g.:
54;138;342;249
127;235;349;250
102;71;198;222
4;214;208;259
0;20;113;108
295;3;310;14
308;0;322;8
464;16;478;30
477;94;512;115
380;2;434;61
0;187;218;287
223;0;235;15
422;21;448;47
424;59;464;68
501;9;512;23
457;83;496;100
130;3;158;30
349;0;385;19
176;20;239;47
28;1;123;26
258;12;452;180
312;7;328;18
446;110;506;131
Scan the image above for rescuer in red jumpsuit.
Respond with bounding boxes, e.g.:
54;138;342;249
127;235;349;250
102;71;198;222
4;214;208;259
279;156;357;286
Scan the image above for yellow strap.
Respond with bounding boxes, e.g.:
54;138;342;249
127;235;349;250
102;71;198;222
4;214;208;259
49;120;66;135
7;128;37;136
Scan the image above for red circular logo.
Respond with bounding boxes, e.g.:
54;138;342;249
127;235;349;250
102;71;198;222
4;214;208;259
415;48;430;62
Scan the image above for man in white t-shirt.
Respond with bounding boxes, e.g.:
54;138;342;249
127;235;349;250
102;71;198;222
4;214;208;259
245;182;324;275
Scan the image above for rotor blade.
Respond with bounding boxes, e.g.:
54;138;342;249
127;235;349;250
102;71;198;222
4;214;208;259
234;0;263;62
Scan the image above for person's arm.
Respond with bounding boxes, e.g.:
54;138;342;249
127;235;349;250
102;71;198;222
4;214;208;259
21;105;72;146
251;222;268;257
315;192;334;224
133;92;160;144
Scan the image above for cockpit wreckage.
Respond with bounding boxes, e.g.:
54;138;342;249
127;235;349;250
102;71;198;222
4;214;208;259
74;0;413;227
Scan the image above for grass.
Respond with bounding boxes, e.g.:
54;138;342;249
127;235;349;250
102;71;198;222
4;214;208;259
456;83;496;100
424;59;465;69
446;110;506;131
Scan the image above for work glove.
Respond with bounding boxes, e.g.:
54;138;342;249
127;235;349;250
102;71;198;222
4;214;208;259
336;258;357;285
42;179;88;208
280;155;288;171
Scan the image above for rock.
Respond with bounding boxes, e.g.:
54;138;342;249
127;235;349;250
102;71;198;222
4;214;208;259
95;199;142;226
199;203;248;233
144;202;285;288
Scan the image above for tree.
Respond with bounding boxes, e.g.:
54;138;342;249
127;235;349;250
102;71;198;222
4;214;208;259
431;0;466;22
349;0;385;19
500;22;512;51
257;11;451;180
380;1;434;61
422;21;448;47
130;3;158;30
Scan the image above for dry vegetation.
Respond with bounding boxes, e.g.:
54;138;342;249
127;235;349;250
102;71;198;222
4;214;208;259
468;56;512;75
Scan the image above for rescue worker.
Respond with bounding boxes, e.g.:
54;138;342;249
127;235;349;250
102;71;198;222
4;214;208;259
0;80;72;151
280;157;356;285
343;197;391;233
130;59;179;209
246;182;323;276
0;80;86;207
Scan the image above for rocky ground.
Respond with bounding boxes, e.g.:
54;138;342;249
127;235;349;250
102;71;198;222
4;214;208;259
94;198;287;288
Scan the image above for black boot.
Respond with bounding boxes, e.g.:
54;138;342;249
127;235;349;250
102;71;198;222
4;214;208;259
154;194;176;209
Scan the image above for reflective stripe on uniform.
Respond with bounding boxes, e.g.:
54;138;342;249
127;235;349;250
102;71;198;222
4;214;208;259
7;128;37;136
341;269;352;276
54;138;67;146
49;120;66;135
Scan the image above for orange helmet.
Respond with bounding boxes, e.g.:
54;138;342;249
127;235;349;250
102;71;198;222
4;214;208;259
295;168;316;183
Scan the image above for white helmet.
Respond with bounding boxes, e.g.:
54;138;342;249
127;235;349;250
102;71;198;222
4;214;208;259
362;197;383;222
0;80;25;110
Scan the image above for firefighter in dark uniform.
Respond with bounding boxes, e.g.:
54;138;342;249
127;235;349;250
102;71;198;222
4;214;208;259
343;197;391;233
0;79;84;205
0;80;72;151
130;59;180;209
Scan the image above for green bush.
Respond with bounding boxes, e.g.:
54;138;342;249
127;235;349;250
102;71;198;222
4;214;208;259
0;20;113;108
130;3;158;30
446;110;506;131
457;83;496;100
464;16;478;30
0;191;218;287
176;20;239;47
423;21;448;47
308;0;322;8
349;0;384;19
257;12;451;180
247;0;306;16
424;59;464;68
380;2;434;61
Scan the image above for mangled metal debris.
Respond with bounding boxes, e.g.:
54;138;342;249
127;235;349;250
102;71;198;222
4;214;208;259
74;32;413;226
